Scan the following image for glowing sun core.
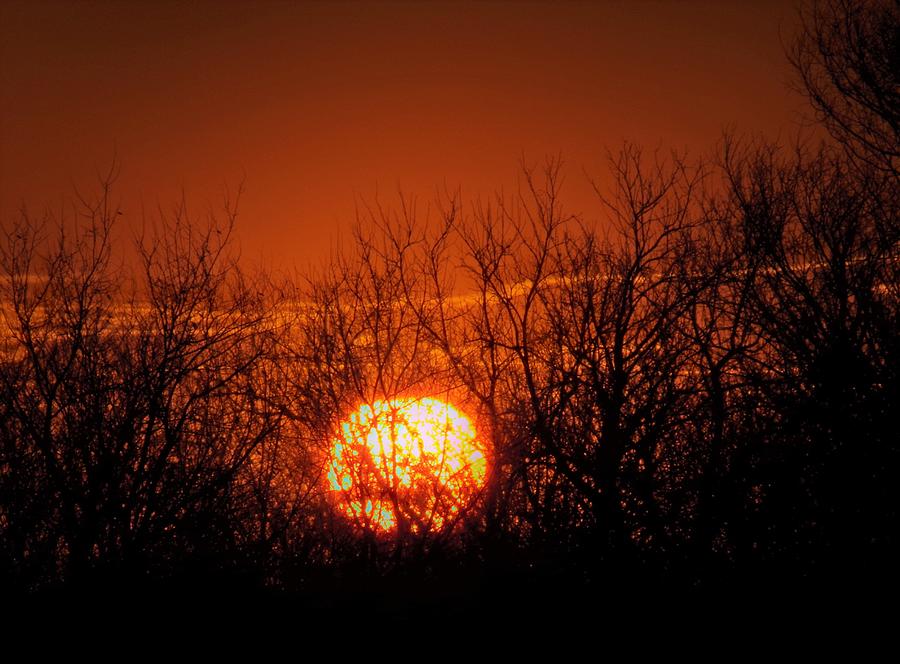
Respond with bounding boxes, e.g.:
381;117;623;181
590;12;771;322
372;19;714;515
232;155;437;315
327;397;486;533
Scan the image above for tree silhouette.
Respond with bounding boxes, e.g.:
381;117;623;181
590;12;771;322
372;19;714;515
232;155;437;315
706;136;900;586
790;0;900;176
0;178;285;591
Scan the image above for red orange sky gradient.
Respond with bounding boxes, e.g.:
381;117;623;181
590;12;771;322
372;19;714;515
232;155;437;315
1;0;810;269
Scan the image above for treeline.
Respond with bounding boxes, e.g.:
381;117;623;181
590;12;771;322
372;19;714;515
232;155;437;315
1;0;897;601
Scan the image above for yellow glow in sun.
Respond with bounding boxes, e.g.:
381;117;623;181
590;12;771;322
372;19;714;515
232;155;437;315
327;397;486;533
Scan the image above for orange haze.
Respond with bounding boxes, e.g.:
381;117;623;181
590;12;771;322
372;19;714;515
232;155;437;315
1;0;807;269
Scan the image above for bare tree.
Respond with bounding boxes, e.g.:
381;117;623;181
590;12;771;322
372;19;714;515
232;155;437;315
700;134;900;580
0;178;284;590
539;147;706;563
282;196;490;573
380;152;708;570
790;0;900;176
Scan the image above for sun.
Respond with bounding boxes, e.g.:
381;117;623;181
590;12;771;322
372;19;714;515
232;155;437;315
327;397;487;533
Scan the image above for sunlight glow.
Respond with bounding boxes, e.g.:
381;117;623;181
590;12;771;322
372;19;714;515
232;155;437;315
327;397;486;533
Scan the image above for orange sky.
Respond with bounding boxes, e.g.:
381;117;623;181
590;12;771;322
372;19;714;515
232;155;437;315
1;0;810;270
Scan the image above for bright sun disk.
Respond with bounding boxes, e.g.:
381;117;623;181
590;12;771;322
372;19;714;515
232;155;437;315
327;397;486;533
